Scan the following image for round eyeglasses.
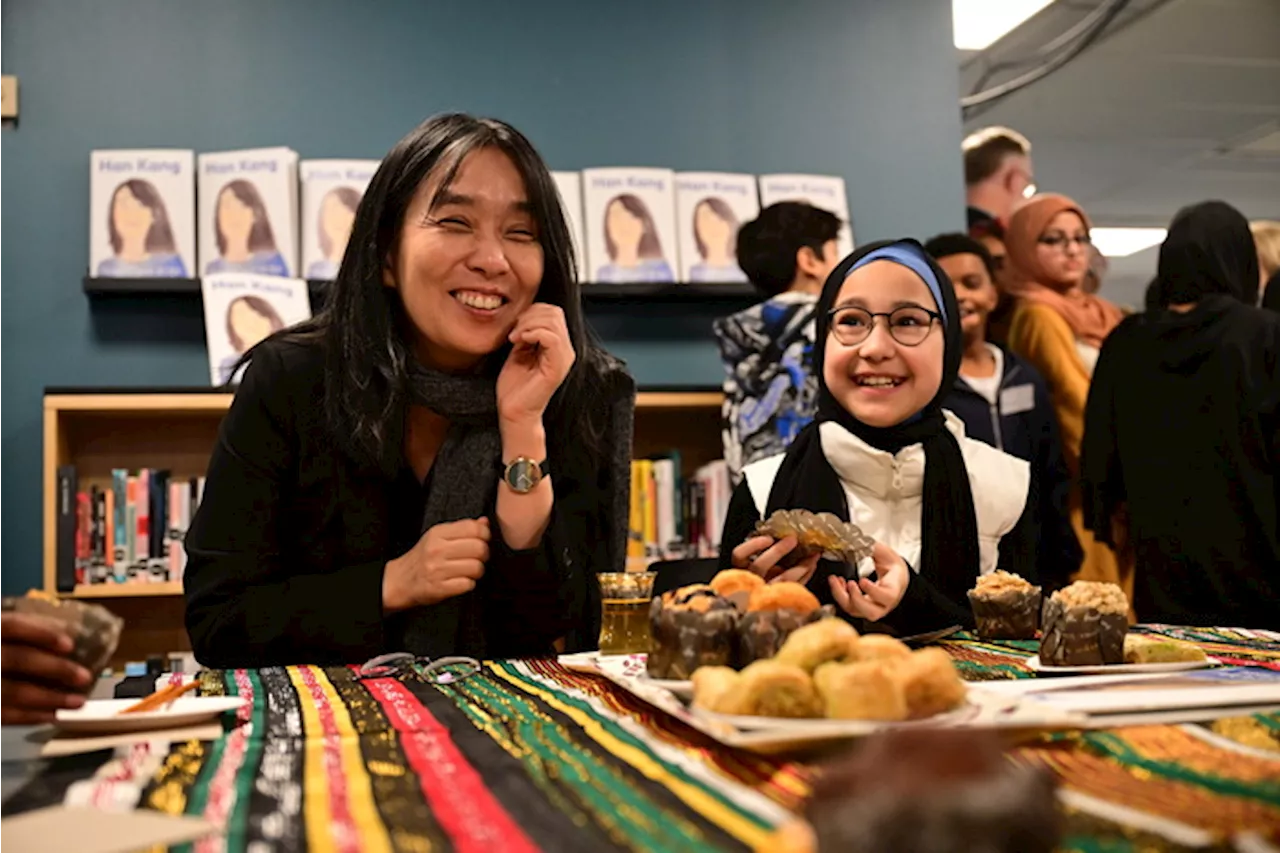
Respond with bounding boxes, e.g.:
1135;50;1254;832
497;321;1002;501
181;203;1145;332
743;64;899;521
1038;233;1092;252
828;305;941;347
356;652;481;685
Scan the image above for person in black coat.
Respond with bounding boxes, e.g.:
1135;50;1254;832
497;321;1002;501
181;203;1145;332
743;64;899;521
1082;200;1280;628
184;114;634;668
926;234;1081;592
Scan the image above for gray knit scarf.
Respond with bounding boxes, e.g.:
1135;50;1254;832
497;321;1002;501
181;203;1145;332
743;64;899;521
394;360;503;659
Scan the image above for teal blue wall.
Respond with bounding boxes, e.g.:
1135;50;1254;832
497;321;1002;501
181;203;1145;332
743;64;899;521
1;0;964;594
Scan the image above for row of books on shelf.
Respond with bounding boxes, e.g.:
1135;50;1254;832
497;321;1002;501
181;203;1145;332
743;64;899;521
55;466;205;591
90;147;853;287
627;456;733;563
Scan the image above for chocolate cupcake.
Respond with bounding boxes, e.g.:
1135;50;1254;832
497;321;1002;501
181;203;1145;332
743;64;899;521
967;571;1042;640
1039;581;1128;666
2;592;123;684
646;584;738;679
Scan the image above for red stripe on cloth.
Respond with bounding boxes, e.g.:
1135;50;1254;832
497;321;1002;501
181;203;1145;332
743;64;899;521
295;665;361;853
196;669;255;853
361;676;542;853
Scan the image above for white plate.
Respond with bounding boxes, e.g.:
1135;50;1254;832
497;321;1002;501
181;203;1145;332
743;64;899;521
693;700;979;732
638;676;693;700
1026;655;1220;675
55;697;246;734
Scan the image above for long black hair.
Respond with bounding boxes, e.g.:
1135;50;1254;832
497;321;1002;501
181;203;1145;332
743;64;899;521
254;113;615;475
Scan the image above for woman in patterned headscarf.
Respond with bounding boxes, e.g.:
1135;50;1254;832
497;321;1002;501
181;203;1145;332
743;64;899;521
1005;194;1126;601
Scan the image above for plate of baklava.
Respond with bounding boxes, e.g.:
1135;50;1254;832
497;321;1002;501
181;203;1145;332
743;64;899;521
643;569;972;729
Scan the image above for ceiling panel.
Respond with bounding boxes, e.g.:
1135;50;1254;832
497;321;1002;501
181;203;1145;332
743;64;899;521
962;0;1280;232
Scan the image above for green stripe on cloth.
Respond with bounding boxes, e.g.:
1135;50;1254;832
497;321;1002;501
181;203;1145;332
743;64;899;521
224;669;267;852
495;661;781;837
1081;731;1280;806
400;671;614;853
440;662;750;852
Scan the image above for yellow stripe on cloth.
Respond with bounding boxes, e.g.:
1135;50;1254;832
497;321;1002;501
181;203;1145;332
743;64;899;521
287;666;393;853
490;664;771;849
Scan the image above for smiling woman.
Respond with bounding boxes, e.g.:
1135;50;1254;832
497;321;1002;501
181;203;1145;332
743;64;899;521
183;113;635;668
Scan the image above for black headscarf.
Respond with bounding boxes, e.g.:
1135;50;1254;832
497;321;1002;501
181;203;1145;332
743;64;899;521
764;239;980;611
1262;269;1280;314
1158;200;1260;306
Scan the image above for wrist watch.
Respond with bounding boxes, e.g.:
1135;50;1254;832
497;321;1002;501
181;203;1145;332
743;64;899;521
502;456;548;494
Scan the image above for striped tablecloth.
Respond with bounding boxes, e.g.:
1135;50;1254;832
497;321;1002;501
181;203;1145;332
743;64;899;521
4;626;1278;852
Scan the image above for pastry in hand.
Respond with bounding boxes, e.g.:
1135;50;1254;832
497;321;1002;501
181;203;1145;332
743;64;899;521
893;648;967;719
813;661;909;721
1123;634;1207;664
967;571;1042;640
845;634;912;663
1039;581;1128;666
2;592;123;686
775;619;860;672
647;584;738;680
732;660;823;718
754;509;876;570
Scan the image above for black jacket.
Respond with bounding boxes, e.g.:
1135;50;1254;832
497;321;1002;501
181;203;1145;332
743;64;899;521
184;337;634;668
1082;298;1280;628
942;346;1081;591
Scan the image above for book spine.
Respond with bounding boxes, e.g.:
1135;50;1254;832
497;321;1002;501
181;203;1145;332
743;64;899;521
104;487;115;571
627;461;644;560
55;466;78;592
124;475;137;574
91;486;106;580
149;470;168;562
135;468;150;565
112;470;128;580
75;491;90;586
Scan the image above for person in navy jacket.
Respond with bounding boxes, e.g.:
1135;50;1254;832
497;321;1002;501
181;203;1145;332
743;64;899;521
925;233;1081;591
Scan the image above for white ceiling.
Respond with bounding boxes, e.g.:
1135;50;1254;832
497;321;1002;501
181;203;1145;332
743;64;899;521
959;0;1280;306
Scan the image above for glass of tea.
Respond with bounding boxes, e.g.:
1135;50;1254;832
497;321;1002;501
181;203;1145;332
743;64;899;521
597;571;656;656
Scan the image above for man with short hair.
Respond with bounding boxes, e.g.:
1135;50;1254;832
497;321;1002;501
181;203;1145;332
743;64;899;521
925;233;1081;591
714;202;842;478
963;126;1034;229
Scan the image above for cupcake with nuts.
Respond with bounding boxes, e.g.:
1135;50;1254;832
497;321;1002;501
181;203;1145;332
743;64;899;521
967;571;1042;640
1039;581;1129;666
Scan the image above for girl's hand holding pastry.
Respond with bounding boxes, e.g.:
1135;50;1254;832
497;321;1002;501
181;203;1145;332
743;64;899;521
828;541;910;620
732;535;822;586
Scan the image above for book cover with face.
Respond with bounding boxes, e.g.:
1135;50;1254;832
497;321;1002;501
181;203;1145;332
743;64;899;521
758;174;854;257
674;173;759;284
299;159;379;281
582;168;678;285
198;147;299;278
551;171;587;283
90;150;196;278
201;273;312;386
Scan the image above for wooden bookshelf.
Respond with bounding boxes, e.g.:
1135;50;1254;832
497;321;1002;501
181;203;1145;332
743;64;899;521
43;387;724;665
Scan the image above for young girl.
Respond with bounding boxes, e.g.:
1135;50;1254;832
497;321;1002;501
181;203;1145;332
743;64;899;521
719;240;1034;633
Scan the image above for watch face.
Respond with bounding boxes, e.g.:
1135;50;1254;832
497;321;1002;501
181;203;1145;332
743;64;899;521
507;458;540;493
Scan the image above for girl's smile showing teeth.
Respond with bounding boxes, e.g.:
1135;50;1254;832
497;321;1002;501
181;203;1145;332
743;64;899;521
854;374;905;388
452;289;506;311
